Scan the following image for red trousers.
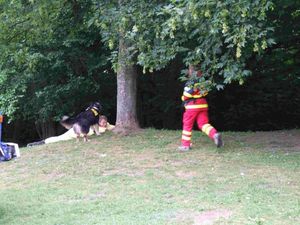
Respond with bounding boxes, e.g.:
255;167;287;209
181;109;217;147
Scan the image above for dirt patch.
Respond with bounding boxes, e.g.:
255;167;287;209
175;170;197;179
234;130;300;152
174;209;233;225
193;209;233;225
45;171;66;181
102;168;145;177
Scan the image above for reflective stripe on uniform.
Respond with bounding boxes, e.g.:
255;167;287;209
182;130;192;135
185;104;208;109
183;92;193;98
183;93;208;99
192;92;208;98
202;124;213;136
192;95;202;98
182;135;191;141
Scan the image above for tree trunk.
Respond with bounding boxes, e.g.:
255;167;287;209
114;37;140;133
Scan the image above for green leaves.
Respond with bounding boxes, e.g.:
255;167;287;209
89;0;273;88
0;0;276;124
0;0;111;123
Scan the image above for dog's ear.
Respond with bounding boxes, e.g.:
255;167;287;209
62;115;69;121
94;102;102;111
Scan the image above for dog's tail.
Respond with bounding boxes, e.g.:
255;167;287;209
60;116;77;130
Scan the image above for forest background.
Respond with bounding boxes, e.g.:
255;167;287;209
0;0;299;145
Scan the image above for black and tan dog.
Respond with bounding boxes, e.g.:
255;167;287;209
60;102;102;142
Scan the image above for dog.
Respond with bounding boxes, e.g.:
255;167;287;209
60;102;102;142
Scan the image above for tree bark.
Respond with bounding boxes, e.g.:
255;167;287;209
114;37;140;133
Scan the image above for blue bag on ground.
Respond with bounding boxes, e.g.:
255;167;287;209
0;142;16;161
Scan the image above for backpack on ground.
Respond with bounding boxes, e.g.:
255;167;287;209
0;142;19;162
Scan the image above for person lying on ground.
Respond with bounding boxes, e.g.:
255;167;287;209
27;116;114;147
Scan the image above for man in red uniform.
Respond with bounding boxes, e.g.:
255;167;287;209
178;65;223;151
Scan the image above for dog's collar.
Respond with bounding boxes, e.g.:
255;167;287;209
91;108;99;116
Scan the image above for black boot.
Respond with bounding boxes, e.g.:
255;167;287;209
213;133;223;148
27;140;45;147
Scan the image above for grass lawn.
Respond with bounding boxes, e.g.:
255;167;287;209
1;129;299;225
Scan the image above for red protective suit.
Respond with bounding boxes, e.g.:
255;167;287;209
181;83;217;147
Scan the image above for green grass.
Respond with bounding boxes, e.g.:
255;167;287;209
1;129;299;225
